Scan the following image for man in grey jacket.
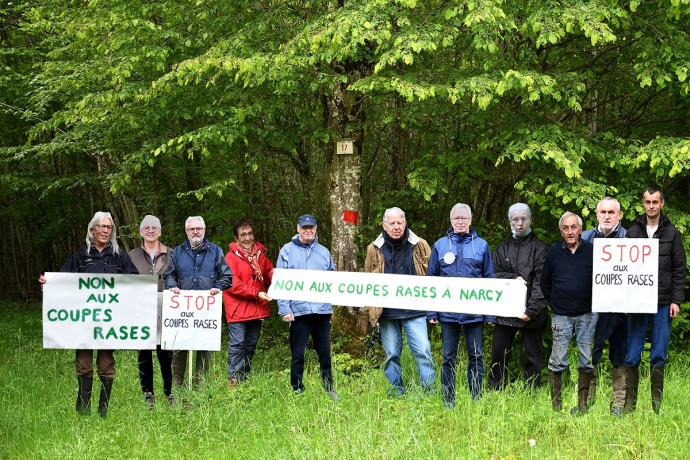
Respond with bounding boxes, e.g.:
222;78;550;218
277;214;337;399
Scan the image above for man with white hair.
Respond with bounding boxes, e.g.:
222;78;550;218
541;212;596;415
581;197;627;416
277;214;338;399
164;215;232;389
428;203;495;407
39;211;138;417
365;207;435;396
128;215;173;409
488;203;548;392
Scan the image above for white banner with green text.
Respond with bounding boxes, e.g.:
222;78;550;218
267;269;528;317
43;273;158;349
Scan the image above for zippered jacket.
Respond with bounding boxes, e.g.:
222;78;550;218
128;243;170;292
164;238;232;291
223;242;274;322
492;232;548;329
427;228;496;324
60;243;138;275
364;229;431;324
276;235;335;317
626;214;686;306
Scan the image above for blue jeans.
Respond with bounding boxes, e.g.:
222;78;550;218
627;305;672;367
591;313;627;368
227;320;262;380
379;317;435;394
548;313;597;372
440;321;484;403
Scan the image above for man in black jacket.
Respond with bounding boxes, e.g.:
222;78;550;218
625;186;686;414
488;203;548;391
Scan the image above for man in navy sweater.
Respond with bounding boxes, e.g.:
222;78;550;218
541;212;596;414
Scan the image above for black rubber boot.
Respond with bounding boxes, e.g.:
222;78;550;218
651;364;664;414
587;367;597;408
624;365;639;414
98;378;114;418
571;368;590;415
76;376;93;415
549;370;563;411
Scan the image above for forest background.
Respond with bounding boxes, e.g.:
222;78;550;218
2;0;690;344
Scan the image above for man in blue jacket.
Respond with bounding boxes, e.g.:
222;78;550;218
164;216;232;389
541;212;596;415
581;197;627;417
428;203;495;407
277;214;338;400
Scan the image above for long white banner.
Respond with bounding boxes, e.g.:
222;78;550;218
43;273;158;349
267;269;528;317
592;238;659;313
160;290;222;351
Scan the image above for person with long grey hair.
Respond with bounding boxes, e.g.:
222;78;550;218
39;211;138;418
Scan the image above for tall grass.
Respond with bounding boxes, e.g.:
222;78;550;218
1;302;689;459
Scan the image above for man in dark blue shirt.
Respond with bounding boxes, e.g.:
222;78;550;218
541;212;596;415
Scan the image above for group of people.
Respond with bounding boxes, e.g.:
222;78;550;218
39;185;685;418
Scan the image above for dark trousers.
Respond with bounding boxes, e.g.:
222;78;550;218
290;314;333;392
440;321;484;402
138;346;173;397
227;319;262;380
76;349;115;379
488;324;543;390
592;313;627;368
172;350;210;386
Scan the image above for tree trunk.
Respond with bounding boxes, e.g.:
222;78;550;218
327;74;369;338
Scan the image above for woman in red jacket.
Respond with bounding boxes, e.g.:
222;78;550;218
223;218;274;388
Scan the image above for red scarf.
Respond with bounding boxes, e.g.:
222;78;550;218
239;244;263;281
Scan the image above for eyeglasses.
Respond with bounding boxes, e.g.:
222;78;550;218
142;226;160;232
451;216;471;222
95;224;113;231
510;217;529;223
186;227;204;233
239;231;254;238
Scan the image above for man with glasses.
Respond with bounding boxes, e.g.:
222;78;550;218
428;203;495;407
223;218;274;389
128;215;174;409
581;197;627;416
488;203;548;393
164;216;232;389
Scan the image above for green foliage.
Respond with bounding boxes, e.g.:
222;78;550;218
2;0;690;296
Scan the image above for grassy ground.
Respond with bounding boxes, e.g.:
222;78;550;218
1;302;689;459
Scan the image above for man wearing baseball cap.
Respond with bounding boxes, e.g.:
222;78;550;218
276;214;338;400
